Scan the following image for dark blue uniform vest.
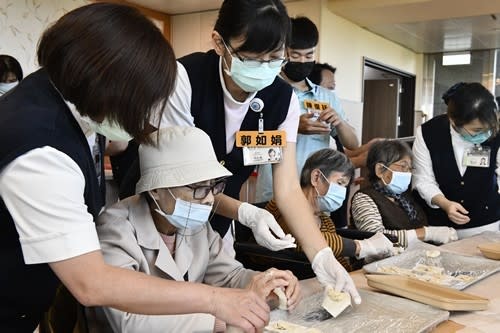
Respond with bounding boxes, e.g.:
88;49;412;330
417;114;500;228
0;69;103;332
178;50;292;236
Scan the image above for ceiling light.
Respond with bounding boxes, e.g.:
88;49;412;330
442;52;471;66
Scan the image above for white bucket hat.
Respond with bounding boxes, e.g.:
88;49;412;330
135;126;232;194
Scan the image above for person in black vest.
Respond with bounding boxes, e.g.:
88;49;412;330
160;0;361;304
413;82;500;239
351;140;458;248
0;3;271;333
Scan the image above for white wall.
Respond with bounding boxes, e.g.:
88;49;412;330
318;1;421;100
0;0;88;76
317;0;422;135
171;11;218;58
170;0;322;58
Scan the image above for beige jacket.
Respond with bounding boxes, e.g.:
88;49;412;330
89;195;255;333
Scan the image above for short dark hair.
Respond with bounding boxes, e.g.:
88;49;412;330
308;62;336;85
290;16;319;50
214;0;290;54
37;2;177;144
366;140;412;183
0;55;23;82
300;148;354;187
444;82;499;137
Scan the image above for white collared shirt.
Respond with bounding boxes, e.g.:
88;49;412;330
0;102;101;264
158;60;300;154
412;124;500;208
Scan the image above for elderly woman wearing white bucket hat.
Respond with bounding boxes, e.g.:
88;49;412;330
92;126;300;333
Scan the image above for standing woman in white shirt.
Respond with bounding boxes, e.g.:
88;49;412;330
413;82;500;238
160;0;361;304
0;3;272;333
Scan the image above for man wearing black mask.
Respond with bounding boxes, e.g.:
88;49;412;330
255;16;359;213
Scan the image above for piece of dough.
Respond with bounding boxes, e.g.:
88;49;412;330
426;250;441;258
321;286;351;318
273;287;288;310
265;320;322;333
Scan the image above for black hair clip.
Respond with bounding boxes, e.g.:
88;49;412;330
442;82;466;105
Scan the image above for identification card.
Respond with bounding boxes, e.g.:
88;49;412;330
242;147;282;166
303;99;329;121
236;130;286;166
462;146;490;168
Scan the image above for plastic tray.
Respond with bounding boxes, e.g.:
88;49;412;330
366;274;489;311
363;248;500;290
266;289;449;333
440;231;500;257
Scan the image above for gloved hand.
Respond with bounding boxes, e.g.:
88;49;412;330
238;202;296;251
424;226;458;244
311;247;362;304
357;232;394;259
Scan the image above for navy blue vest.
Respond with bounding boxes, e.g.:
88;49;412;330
179;50;292;236
0;69;103;332
418;114;500;228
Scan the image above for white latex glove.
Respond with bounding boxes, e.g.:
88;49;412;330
311;247;361;304
424;226;458;244
237;202;296;251
357;232;394;259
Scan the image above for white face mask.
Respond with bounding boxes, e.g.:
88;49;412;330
82;116;132;141
0;81;18;95
221;42;283;93
149;190;213;231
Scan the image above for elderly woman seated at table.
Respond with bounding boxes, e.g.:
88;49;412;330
92;127;300;333
351;140;458;248
265;148;395;271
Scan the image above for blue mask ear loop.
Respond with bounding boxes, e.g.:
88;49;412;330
314;170;330;212
220;39;234;76
149;189;191;253
379;164;393;186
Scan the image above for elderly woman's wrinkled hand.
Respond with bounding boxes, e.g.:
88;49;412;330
246;268;301;310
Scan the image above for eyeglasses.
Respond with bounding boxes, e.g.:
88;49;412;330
461;127;489;137
185;179;227;200
223;40;286;68
388;163;415;173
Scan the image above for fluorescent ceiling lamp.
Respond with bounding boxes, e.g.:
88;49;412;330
443;53;471;66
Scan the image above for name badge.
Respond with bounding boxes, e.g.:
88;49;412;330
462;146;490;168
236;130;286;166
303;99;329;121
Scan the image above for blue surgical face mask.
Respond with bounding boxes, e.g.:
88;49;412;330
315;171;347;212
0;81;18;95
149;190;212;231
222;43;282;93
381;165;412;194
82;116;133;141
460;129;492;145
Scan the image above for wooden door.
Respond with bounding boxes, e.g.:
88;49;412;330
362;79;399;143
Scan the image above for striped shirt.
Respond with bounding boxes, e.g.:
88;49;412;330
265;200;352;271
351;192;412;248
